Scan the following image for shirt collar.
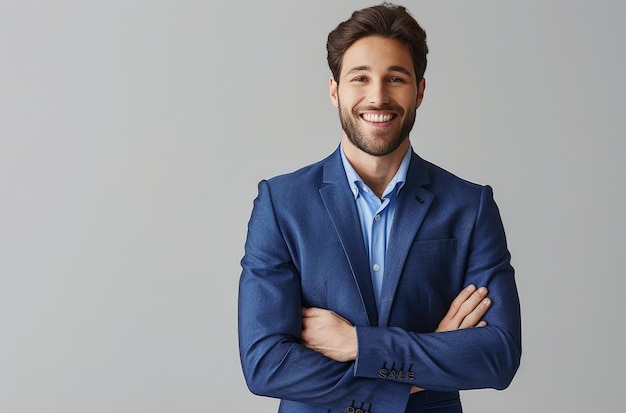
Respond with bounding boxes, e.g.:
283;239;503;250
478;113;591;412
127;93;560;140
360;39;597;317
340;142;412;200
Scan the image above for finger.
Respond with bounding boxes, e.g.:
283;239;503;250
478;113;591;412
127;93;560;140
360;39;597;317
459;297;491;329
300;327;314;346
302;307;325;318
454;287;488;322
410;386;425;394
332;311;352;325
443;284;477;321
436;285;481;332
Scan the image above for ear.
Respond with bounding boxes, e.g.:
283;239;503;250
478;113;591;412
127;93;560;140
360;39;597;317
329;76;339;108
416;77;426;108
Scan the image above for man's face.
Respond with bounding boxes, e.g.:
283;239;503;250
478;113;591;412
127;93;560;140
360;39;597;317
330;35;425;157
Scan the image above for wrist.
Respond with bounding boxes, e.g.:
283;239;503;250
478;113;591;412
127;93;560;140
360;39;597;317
349;326;357;360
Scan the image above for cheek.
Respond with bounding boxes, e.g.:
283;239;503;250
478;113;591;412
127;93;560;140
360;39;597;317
337;87;363;105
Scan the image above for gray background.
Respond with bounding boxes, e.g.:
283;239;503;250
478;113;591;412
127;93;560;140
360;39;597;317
1;0;624;412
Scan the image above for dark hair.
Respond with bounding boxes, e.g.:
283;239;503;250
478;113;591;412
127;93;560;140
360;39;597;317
327;2;428;83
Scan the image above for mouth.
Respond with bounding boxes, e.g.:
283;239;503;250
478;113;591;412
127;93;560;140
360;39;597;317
360;112;397;126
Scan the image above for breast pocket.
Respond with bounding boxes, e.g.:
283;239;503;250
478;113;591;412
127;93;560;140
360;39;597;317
408;238;457;255
404;239;462;293
404;238;460;298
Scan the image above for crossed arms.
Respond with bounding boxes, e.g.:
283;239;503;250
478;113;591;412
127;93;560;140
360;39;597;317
238;179;521;411
301;284;492;394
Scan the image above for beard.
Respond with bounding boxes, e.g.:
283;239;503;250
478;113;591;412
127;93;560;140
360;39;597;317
338;100;416;157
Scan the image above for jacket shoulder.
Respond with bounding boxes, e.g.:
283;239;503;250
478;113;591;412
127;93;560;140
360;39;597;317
263;151;337;193
420;156;493;196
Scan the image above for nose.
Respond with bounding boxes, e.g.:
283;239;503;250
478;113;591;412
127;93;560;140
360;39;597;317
367;80;390;105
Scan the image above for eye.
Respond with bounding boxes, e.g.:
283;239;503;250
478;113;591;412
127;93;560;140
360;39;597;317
389;77;405;83
351;76;367;82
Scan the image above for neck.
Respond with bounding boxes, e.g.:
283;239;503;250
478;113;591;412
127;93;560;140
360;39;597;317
342;135;409;198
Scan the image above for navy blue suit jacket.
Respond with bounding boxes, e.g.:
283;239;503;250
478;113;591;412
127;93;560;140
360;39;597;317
238;148;521;412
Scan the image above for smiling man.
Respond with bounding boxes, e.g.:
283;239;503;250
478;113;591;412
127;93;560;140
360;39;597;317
333;36;421;161
238;3;521;413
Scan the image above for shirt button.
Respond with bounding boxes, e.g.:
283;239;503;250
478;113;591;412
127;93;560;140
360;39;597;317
373;264;380;272
374;214;381;221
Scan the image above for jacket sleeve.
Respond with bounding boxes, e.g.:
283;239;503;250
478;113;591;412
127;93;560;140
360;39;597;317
238;180;412;412
354;185;522;391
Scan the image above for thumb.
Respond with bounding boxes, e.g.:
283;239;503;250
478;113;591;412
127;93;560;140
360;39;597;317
302;307;324;317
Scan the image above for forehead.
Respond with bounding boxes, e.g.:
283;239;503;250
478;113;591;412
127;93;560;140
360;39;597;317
340;35;414;76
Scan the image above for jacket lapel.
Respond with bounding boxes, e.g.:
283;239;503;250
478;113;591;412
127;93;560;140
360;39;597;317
378;152;434;326
319;149;378;326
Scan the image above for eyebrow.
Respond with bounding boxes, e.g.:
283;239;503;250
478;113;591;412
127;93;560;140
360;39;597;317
388;65;413;77
344;65;414;78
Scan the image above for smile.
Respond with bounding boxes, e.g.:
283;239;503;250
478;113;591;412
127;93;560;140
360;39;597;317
360;113;396;123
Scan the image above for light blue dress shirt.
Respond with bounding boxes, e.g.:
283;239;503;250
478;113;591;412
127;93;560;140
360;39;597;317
340;144;411;309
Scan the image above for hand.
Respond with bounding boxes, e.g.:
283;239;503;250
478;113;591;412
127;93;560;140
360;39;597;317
411;285;491;394
301;307;357;362
436;284;491;332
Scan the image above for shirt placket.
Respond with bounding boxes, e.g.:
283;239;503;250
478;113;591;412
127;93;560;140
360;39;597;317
369;196;389;309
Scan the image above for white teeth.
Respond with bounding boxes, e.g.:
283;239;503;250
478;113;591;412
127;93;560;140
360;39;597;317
362;113;393;123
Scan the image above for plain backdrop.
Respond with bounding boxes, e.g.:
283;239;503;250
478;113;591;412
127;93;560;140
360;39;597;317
1;0;625;412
